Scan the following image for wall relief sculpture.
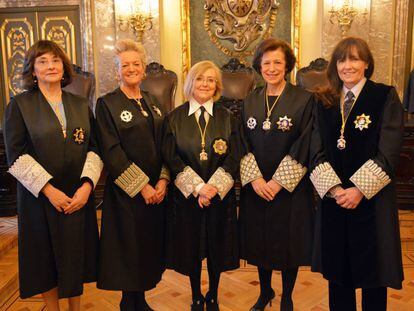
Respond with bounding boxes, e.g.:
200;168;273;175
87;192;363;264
204;0;280;60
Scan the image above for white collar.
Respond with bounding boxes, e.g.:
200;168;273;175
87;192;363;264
342;77;367;99
188;98;214;116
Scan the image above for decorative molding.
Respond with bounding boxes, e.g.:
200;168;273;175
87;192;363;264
181;0;191;80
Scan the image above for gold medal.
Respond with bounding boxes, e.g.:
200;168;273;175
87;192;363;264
262;119;271;131
337;136;346;150
213;139;227;155
200;150;208;161
73;127;86;144
277;115;293;131
354;113;371;131
263;84;286;131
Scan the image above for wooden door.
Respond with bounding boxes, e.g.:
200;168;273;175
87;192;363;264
0;6;81;124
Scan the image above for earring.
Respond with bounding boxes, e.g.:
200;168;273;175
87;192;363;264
33;76;37;83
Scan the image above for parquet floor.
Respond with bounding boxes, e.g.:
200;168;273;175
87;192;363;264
2;212;414;310
2;265;414;310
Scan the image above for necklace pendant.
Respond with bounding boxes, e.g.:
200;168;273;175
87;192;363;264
262;119;271;131
337;136;346;150
141;110;149;117
200;150;208;161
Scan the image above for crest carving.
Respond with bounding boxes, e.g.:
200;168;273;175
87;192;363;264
204;0;280;59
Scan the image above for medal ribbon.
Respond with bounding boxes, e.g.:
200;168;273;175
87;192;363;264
195;106;209;157
339;90;360;141
265;83;286;121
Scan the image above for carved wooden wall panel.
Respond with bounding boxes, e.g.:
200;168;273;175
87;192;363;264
0;6;81;116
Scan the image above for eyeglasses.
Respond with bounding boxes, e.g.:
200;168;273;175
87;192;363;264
195;76;217;85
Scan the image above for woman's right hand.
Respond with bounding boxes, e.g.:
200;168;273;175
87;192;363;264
42;183;72;212
140;184;157;205
251;178;275;201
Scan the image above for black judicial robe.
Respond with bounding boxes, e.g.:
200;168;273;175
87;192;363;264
310;80;404;289
3;89;100;299
95;88;165;291
162;102;240;276
239;83;315;270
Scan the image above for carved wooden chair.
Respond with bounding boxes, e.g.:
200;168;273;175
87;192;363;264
296;58;329;91
218;58;255;118
63;64;96;109
140;62;178;112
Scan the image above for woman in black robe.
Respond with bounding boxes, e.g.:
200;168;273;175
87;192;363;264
95;39;168;311
3;40;102;311
310;37;404;311
239;38;315;311
162;60;240;311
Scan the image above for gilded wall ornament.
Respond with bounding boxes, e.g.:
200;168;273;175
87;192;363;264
204;0;280;60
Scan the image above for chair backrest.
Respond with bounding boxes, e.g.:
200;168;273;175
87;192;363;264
63;64;96;109
296;58;329;91
140;62;178;112
218;58;255;118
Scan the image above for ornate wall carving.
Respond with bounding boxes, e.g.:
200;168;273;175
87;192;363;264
188;0;292;70
204;0;280;61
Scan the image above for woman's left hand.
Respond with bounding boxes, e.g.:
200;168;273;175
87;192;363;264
154;178;169;204
335;187;364;209
267;179;282;198
198;195;211;208
64;182;93;214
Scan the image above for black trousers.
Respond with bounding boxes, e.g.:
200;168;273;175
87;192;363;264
329;282;387;311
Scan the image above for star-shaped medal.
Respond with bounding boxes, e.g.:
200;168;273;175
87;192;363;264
276;115;293;132
354;114;371;131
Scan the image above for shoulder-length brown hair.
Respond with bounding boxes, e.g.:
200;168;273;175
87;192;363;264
318;37;374;106
252;38;296;76
22;40;74;90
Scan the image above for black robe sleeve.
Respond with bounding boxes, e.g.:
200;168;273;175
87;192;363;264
79;108;104;188
161;114;204;198
309;100;342;199
349;88;404;199
3;98;53;197
271;96;315;192
95;98;149;198
207;115;241;199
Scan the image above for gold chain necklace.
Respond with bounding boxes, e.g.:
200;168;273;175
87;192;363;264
337;92;360;150
122;88;149;117
195;111;209;161
43;91;66;138
262;84;286;131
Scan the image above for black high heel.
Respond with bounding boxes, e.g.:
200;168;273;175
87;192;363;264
205;292;220;311
191;295;205;311
249;289;276;311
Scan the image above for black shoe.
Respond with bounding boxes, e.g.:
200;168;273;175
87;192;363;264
249;289;276;311
280;296;293;311
191;295;205;311
205;292;219;311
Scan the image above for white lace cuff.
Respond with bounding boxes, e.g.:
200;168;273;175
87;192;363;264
240;153;263;186
174;166;204;198
114;162;149;198
80;151;103;188
272;155;307;193
8;154;52;198
208;167;234;200
350;159;391;199
159;165;170;181
310;162;342;199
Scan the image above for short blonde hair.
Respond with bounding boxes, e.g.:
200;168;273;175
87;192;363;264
114;39;147;69
183;61;223;102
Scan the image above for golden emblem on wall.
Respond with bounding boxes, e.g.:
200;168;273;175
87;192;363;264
204;0;280;60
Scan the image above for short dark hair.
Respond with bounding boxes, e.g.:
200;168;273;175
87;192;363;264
252;38;296;75
327;37;374;94
22;40;74;90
